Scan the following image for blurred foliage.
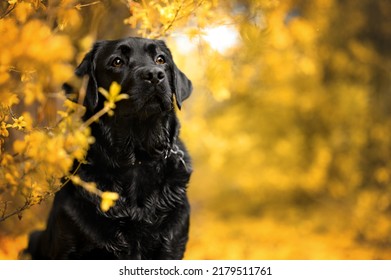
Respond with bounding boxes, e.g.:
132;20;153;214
0;0;129;224
1;0;391;259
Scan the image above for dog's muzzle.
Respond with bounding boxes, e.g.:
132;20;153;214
141;66;165;86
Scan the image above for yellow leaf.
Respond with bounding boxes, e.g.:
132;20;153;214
109;81;121;98
100;191;119;212
0;122;10;137
13;139;26;154
11;116;26;130
14;2;34;23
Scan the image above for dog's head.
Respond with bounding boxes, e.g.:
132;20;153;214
75;37;192;118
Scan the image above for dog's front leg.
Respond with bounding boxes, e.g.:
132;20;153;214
158;205;190;260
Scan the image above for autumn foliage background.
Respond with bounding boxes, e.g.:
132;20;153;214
1;0;391;259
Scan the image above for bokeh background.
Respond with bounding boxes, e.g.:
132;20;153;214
1;0;391;259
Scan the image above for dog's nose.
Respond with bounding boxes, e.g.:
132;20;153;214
142;67;165;85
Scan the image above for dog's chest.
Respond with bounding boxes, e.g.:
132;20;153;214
90;159;180;220
105;220;162;259
118;160;166;200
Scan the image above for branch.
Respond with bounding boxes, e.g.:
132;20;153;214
81;106;110;128
0;201;9;219
0;3;16;19
162;1;183;35
0;191;53;222
0;199;30;222
74;1;101;11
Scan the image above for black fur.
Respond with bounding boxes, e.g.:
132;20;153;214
24;37;193;259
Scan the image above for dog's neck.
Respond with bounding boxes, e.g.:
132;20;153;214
87;111;178;168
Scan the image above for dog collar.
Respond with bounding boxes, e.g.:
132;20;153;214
130;144;188;172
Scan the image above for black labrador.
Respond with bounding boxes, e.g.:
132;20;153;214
24;37;193;259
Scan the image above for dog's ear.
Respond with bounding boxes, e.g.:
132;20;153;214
173;65;192;109
156;40;192;109
75;42;101;111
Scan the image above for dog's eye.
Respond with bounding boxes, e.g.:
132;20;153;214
155;55;166;65
112;58;124;68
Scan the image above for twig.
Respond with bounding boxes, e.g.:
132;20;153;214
60;161;83;191
81;106;110;129
78;76;89;106
0;3;16;19
162;1;183;35
0;199;30;222
0;191;55;222
0;201;9;219
74;1;101;10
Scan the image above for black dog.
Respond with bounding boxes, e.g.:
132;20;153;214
24;37;193;259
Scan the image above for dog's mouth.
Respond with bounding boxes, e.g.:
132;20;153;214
140;97;171;115
115;88;173;119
